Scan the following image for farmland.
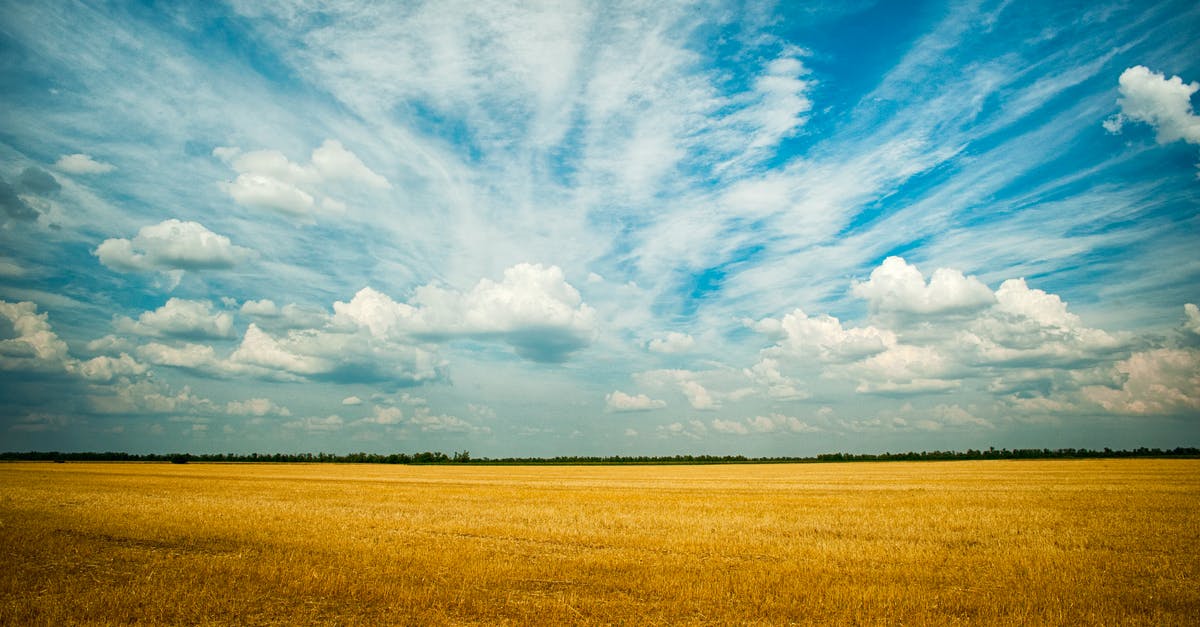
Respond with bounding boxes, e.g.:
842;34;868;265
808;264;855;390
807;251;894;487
2;459;1198;625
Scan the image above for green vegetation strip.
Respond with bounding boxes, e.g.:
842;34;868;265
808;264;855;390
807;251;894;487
2;447;1197;465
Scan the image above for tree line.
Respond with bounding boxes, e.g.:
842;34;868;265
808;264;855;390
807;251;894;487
1;447;1197;464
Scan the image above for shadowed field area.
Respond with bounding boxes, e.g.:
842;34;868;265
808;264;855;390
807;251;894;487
1;459;1198;625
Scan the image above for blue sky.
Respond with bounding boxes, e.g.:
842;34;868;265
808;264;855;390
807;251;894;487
1;0;1198;456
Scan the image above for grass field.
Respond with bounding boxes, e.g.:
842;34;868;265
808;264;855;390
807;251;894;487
1;459;1197;625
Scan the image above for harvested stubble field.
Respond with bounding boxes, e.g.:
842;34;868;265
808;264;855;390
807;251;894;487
1;459;1198;625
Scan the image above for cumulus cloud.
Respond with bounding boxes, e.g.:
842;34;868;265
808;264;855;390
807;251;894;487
647;331;695;354
851;256;995;316
239;299;328;329
310;139;391;188
94;219;251;274
605;390;666;412
363;405;404;424
959;278;1126;367
284;414;344;432
636;369;722;410
749;257;1131;401
911;404;992;431
656;420;709;439
1111;66;1200;145
1183;303;1200;338
88;378;215;416
710;418;749;434
0;300;71;373
136;341;223;371
115;298;236;339
240;299;279;317
846;344;961;395
341;395;363;406
333;263;595;362
712;413;819;435
224;173;315;216
742;357;809;400
55;153;116;174
74;353;147;382
407;408;489;433
225;398;291;417
230;324;333;376
353;404;486;433
216;139;389;219
1082;348;1200;415
749;309;893;363
229;323;443;385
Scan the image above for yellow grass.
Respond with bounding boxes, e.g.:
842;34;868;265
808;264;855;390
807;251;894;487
1;459;1198;625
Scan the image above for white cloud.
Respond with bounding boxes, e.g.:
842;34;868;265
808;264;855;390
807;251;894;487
223;173;315;216
341;395;363;406
239;299;328;329
636;369;720;410
851;256;995;315
647;331;694;354
136;341;222;371
743;52;814;150
959;278;1126;367
0;300;71;373
750;309;893;363
240;299;278;317
657;419;708;439
226;398;291;417
1082;348;1200;415
284;414;344;432
359;405;404;425
746;257;1133;401
605;390;666;412
1114;66;1200;145
712;413;820;435
94;219;251;274
216;139;389;219
55;153;115;174
1183;303;1200;337
230;324;333;376
115;298;235;339
710;418;749;434
88;378;214;416
752;413;820;434
86;334;135;354
334;263;594;362
228;322;443;384
407;408;489;433
310;139;391;189
351;403;486;433
846;344;960;395
742;357;809;400
911;404;992;431
73;353;147;382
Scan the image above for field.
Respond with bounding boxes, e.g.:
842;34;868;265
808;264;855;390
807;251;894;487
1;460;1198;625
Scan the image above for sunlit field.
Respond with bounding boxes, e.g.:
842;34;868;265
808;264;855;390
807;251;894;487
2;459;1197;625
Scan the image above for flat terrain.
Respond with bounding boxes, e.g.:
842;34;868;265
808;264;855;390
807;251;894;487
1;459;1197;625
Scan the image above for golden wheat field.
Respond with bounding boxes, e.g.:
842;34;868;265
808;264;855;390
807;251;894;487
1;459;1198;625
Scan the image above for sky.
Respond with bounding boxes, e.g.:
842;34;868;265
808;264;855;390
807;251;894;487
1;0;1198;457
